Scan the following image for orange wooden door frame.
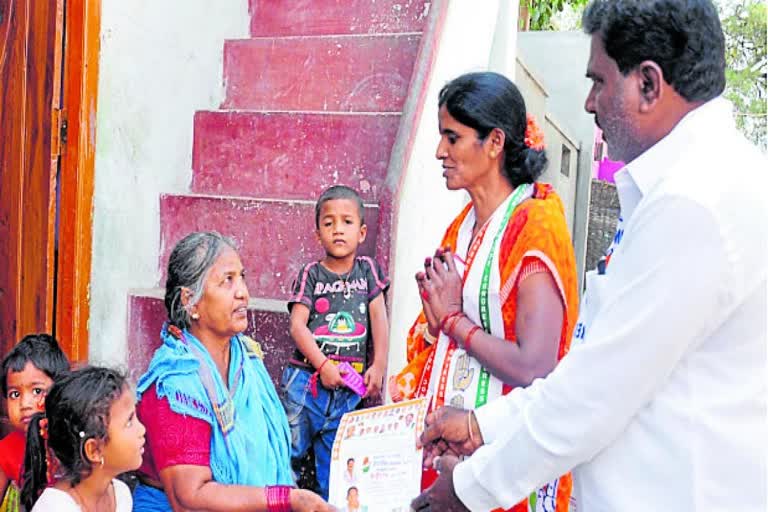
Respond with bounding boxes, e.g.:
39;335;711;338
0;0;99;362
55;0;101;361
0;0;64;355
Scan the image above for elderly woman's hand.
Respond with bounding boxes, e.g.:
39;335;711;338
418;247;463;324
290;489;338;512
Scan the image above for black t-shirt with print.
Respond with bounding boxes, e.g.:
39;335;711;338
288;256;389;373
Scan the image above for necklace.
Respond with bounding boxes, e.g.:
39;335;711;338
338;269;352;300
321;261;354;299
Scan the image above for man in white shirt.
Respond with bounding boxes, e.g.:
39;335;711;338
410;0;767;510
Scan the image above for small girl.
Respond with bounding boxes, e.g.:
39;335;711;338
21;366;145;512
1;333;70;512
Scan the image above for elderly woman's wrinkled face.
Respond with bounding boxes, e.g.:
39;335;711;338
190;247;250;338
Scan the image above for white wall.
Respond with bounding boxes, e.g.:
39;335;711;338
517;31;595;289
386;0;519;381
542;115;579;233
516;59;581;238
89;1;249;365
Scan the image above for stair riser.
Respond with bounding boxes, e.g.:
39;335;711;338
159;195;380;300
249;0;430;36
223;36;420;112
192;112;399;201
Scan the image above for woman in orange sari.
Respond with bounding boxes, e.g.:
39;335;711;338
389;72;579;512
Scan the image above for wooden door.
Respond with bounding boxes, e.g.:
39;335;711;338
0;0;65;355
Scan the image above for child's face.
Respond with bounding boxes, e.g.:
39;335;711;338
5;362;53;432
101;388;146;474
316;199;366;260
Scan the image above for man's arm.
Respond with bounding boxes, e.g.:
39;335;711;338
452;197;731;510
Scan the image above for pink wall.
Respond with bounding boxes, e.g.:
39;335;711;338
592;127;624;183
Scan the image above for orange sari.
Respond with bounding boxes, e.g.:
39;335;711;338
392;183;579;512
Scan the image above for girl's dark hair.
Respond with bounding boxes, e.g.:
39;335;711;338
1;333;70;396
22;366;127;511
438;72;547;188
164;231;239;329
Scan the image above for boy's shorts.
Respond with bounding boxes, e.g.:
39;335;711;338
279;365;361;499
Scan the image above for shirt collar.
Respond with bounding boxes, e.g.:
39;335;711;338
623;96;734;197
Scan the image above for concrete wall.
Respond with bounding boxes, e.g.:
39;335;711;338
543;114;579;233
515;59;580;233
89;1;249;366
386;0;520;381
517;31;595;289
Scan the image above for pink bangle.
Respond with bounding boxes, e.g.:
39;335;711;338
266;485;291;512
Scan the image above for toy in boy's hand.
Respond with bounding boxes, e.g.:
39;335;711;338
338;362;367;397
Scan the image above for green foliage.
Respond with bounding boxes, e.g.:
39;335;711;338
520;1;766;149
719;0;767;151
521;0;589;31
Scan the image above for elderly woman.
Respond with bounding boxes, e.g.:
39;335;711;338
389;72;579;512
133;232;332;512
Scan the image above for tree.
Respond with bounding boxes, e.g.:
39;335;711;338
719;0;767;151
519;0;766;150
519;0;589;31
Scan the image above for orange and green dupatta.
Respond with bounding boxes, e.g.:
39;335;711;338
391;183;579;512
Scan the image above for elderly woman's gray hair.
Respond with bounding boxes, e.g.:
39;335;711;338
164;231;238;329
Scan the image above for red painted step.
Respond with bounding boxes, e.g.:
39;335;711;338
249;0;431;37
191;111;399;201
127;291;291;385
223;35;420;112
158;194;382;300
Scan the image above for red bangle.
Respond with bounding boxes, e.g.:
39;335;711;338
439;311;464;334
464;326;481;352
446;314;465;339
316;357;330;372
266;485;292;512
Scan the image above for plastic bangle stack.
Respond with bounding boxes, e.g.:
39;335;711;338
439;311;464;335
446;315;463;340
266;485;291;512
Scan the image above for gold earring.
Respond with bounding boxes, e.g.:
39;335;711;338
490;151;497;158
191;313;200;320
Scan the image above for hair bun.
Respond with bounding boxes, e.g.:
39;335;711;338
520;146;548;182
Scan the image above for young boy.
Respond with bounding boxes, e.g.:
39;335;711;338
0;334;69;510
282;185;389;500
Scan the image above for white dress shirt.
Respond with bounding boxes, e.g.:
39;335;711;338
453;97;767;511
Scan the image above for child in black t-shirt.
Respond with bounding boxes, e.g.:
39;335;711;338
281;185;389;500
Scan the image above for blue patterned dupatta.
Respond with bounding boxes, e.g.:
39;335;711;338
136;324;293;487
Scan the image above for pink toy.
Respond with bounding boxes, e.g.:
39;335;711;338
338;361;367;397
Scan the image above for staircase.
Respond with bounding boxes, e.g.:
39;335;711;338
126;0;431;384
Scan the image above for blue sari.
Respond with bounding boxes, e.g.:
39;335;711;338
133;324;293;510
